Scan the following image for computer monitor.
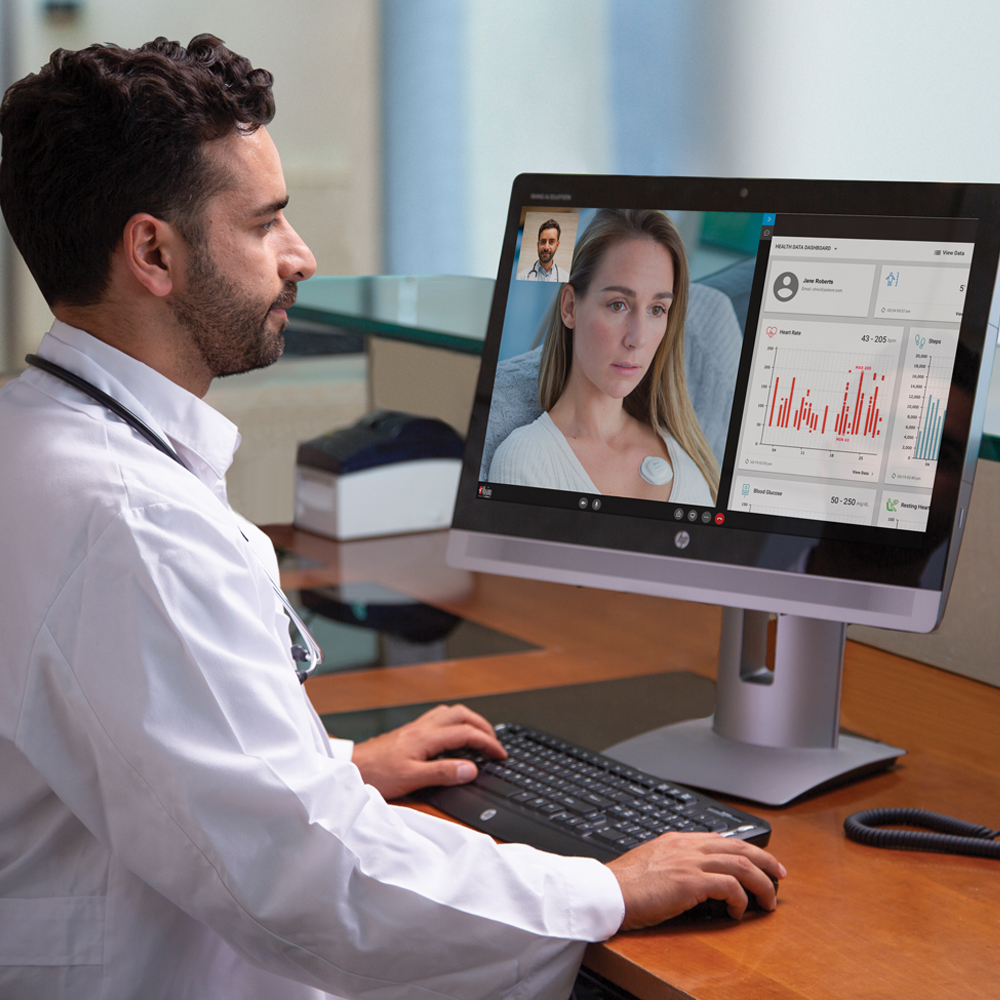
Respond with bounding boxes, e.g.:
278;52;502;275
448;175;1000;806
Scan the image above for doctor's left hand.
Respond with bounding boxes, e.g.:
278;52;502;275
349;703;507;801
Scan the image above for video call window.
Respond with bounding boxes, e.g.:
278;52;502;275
514;209;580;283
480;205;975;538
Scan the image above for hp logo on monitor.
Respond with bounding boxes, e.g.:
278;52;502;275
674;531;690;549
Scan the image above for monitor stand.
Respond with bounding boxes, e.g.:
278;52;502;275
603;609;905;807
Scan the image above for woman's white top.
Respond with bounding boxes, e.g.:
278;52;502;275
489;411;714;505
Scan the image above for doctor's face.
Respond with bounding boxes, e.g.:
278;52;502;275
537;227;560;266
170;127;317;378
561;237;674;401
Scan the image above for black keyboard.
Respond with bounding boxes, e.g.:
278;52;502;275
421;723;771;862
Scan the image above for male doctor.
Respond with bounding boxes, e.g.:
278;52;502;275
0;35;784;1000
517;218;570;282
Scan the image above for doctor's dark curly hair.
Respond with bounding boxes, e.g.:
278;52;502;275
0;34;275;306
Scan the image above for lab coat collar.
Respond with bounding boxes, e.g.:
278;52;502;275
36;320;241;483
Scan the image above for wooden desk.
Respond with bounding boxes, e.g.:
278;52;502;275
268;525;1000;1000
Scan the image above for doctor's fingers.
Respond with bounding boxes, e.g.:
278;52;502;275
418;703;504;743
406;719;507;762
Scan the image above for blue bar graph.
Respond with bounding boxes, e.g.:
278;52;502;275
914;394;945;461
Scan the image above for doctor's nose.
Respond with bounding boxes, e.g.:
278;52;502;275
281;223;317;283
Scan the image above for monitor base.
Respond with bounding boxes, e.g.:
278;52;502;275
604;716;905;807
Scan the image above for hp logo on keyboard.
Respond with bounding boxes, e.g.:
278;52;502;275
479;808;497;822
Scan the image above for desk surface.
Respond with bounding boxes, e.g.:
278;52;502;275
268;525;1000;1000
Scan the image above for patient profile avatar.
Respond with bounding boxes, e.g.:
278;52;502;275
517;218;570;282
773;271;799;301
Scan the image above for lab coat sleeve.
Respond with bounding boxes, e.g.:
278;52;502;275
15;499;624;1000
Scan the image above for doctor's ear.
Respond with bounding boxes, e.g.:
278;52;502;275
560;284;577;329
121;213;181;298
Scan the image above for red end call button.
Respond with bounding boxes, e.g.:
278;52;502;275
714;513;725;525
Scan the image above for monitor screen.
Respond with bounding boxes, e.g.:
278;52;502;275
451;176;1000;635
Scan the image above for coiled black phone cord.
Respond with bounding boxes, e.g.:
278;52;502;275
844;808;1000;858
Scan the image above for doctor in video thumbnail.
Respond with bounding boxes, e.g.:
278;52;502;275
491;209;718;503
517;217;570;282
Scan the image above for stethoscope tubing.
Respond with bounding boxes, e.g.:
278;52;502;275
24;353;323;682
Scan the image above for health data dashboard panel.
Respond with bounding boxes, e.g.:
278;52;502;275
729;229;972;532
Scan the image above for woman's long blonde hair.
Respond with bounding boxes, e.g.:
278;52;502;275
537;208;720;499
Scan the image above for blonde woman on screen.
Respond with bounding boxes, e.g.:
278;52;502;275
489;209;719;504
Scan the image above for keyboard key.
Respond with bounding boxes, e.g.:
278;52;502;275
474;773;523;798
593;827;625;844
554;795;592;814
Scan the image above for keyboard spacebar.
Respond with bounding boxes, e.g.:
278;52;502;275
473;772;523;797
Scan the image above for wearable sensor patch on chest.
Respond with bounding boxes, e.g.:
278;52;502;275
639;455;673;486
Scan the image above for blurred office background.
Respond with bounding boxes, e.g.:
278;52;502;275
5;0;1000;365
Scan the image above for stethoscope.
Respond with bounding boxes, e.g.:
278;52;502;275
529;260;563;280
25;353;324;683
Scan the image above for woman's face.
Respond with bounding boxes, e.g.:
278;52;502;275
561;236;675;401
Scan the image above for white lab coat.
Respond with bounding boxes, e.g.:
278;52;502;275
516;260;569;282
0;322;624;1000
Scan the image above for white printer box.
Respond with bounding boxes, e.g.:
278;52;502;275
295;460;461;540
294;412;464;541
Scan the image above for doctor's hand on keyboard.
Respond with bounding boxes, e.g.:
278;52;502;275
349;703;507;801
351;709;786;928
606;831;786;928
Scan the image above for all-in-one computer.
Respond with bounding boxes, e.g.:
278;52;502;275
446;175;1000;807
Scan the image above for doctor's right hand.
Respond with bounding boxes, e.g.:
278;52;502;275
606;831;786;929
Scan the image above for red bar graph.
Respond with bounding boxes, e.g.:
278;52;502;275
762;363;887;451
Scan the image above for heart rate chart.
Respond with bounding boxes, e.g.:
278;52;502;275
736;320;903;482
885;328;959;487
762;356;889;454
